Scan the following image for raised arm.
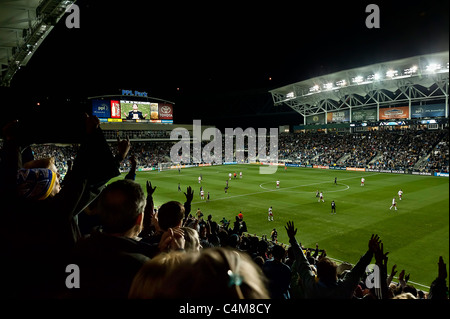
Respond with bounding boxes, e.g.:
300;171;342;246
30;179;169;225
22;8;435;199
182;186;193;225
428;256;448;299
124;154;137;180
284;221;316;287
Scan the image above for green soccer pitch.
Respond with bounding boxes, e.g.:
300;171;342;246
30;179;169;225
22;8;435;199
111;164;449;291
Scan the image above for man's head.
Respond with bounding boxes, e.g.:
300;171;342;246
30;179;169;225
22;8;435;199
157;201;185;231
97;179;146;237
271;244;286;261
316;257;338;284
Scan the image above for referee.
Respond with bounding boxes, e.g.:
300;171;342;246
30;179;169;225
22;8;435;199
331;200;336;214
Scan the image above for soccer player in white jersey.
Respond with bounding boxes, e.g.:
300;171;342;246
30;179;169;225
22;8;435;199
319;191;324;202
390;197;397;210
268;206;274;221
276;180;280;188
398;189;403;200
361;177;365;186
200;189;205;200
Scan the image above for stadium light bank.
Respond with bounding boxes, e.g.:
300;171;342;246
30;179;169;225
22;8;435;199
170;120;279;174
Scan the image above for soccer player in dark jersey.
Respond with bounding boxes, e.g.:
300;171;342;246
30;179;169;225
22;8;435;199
331;200;336;214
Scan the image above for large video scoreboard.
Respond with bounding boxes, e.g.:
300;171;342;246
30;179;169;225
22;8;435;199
91;93;174;124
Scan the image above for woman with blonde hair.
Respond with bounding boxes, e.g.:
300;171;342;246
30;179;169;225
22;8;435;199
129;247;270;299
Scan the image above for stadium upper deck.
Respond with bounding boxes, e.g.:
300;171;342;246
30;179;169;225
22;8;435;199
269;52;449;122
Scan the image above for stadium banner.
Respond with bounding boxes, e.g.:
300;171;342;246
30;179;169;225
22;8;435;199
285;163;300;167
92;99;111;118
138;167;156;171
378;169;405;174
411;171;433;176
346;167;366;172
150;103;159;120
434;172;449;177
329;166;346;170
259;162;285;166
158;103;174;120
351;108;377;122
313;165;329;169
379;106;409;120
306;113;325;125
326;110;350;123
169;164;197;169
411;103;445;118
366;168;380;172
110;100;121;118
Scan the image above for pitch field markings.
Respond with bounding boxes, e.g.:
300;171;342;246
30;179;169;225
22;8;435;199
258;173;381;193
259;181;350;193
191;173;380;205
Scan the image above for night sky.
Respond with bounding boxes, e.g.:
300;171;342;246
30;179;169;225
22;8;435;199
1;0;448;134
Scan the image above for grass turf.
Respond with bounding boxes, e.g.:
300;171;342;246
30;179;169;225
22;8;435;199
111;164;449;291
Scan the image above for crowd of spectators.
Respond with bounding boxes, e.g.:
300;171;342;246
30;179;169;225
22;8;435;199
0;119;448;300
10;127;447;176
279;128;448;172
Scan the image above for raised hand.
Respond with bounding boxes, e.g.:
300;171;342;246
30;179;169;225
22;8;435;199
146;180;157;196
116;136;131;161
438;256;447;281
85;113;100;135
368;234;381;254
184;186;194;203
158;227;185;252
284;221;297;240
129;154;137;168
390;264;398;278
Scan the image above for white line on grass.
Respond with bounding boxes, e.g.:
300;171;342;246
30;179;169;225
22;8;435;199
258;173;381;192
191;173;380;205
259;181;350;193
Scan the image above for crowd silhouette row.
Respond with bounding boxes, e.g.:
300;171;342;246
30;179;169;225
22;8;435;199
4;127;448;178
0;116;448;299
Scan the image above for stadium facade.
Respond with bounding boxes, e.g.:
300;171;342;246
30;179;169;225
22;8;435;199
270;52;449;133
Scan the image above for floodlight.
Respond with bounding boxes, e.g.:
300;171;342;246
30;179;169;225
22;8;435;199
386;70;398;78
309;85;320;93
426;63;441;72
323;83;333;90
404;65;418;75
286;92;295;99
352;76;363;83
336;79;347;87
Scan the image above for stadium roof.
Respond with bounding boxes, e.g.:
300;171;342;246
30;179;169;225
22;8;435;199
0;0;76;87
270;51;449;117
